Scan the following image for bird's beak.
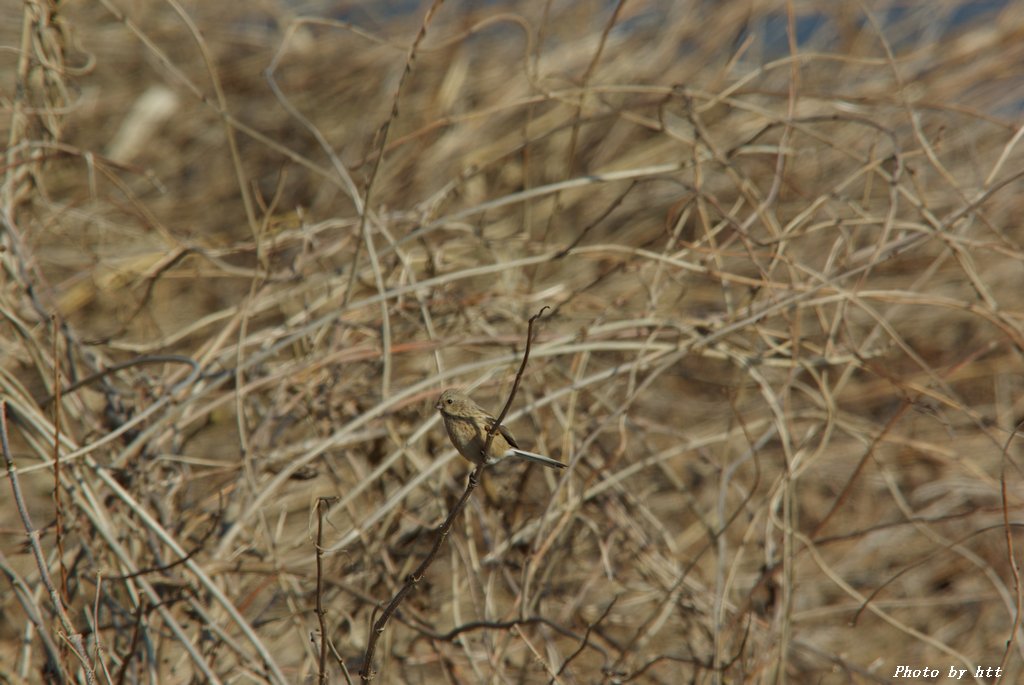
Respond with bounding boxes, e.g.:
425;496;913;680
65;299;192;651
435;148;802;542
434;401;443;411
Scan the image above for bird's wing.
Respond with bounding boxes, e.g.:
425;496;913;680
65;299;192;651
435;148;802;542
498;423;520;449
485;416;520;449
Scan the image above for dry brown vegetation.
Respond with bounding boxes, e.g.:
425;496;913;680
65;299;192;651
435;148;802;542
3;0;1024;683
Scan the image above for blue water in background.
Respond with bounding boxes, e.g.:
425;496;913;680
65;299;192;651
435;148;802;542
275;0;1019;114
282;0;1011;56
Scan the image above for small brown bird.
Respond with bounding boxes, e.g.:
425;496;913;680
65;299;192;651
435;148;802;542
435;389;566;469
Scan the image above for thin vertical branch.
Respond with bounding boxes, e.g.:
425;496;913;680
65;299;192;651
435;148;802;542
1;401;95;684
315;497;331;685
482;305;549;456
359;306;548;681
51;316;69;611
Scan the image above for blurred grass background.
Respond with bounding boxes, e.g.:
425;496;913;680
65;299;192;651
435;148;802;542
3;0;1024;682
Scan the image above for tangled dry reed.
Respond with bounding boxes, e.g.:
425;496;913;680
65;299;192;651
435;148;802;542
3;1;1024;682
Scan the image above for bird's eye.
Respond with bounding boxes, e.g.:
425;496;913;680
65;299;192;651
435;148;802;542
446;398;453;404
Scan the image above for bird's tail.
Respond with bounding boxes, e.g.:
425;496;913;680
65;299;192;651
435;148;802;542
508;448;566;469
